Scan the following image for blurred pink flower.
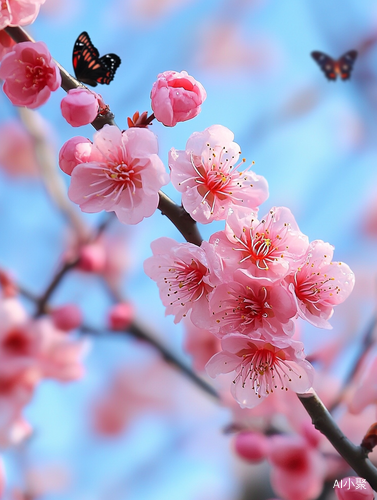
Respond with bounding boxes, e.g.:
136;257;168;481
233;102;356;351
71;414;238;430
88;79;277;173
169;125;268;223
77;242;107;273
334;477;374;499
206;269;296;338
347;344;377;414
182;317;220;372
0;0;46;29
144;237;221;325
210;207;309;282
234;431;269;463
0;29;15;60
108;302;135;331
206;334;314;409
151;70;206;127
268;434;326;500
50;304;82;331
288;240;355;329
0;119;39;176
0;454;4;497
60;88;100;127
68;125;169;225
0;41;61;108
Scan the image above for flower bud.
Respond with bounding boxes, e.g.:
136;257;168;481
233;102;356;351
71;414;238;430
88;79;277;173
234;431;269;463
108;302;135;331
50;304;82;331
61;88;99;127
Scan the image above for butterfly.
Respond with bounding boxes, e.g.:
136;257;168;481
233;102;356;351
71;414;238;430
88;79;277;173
311;50;358;81
72;31;121;87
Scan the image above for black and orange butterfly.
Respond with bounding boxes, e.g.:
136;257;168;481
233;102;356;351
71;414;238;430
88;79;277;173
311;50;358;81
72;31;121;87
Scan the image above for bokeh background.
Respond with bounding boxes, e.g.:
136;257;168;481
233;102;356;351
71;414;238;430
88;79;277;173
1;0;377;498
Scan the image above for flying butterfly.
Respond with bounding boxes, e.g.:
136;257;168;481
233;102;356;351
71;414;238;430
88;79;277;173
311;50;358;81
72;31;121;87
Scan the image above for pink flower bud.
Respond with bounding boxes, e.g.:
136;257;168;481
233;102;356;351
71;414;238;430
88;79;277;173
234;431;269;463
78;243;106;273
335;477;374;499
61;88;99;127
58;136;95;175
0;41;61;109
150;70;206;127
50;304;82;331
108;302;135;331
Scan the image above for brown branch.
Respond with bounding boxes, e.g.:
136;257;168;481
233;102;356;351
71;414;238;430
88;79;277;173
298;391;377;489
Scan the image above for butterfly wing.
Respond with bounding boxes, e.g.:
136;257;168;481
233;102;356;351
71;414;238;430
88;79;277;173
72;31;121;87
311;51;337;80
338;50;358;80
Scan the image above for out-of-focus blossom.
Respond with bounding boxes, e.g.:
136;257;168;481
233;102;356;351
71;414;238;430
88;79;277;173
78;242;107;273
0;0;46;30
334;477;374;499
206;334;314;409
0;29;15;61
288;240;355;329
347;344;377;414
0;119;39;176
0;41;61;108
182;318;220;372
60;88;100;127
108;302;135;331
210;207;308;282
169;125;268;223
50;304;82;331
151;70;206;127
268;434;326;500
144;237;222;325
234;431;269;463
0;455;4;497
67;125;169;225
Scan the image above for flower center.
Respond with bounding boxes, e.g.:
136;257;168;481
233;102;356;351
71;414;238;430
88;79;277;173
165;258;209;307
2;328;30;356
295;265;338;306
24;57;52;90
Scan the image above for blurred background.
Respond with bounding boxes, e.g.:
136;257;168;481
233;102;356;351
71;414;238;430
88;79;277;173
1;0;377;498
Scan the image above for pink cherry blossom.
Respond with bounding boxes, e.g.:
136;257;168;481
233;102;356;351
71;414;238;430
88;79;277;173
0;29;15;61
50;304;82;331
151;70;206;127
60;88;100;127
58;136;99;176
268;434;326;500
78;242;107;273
334;477;374;499
0;0;46;30
169;125;269;223
182;317;220;372
0;41;61;108
0;454;4;497
68;125;169;225
287;240;355;329
206;334;314;408
206;269;296;338
144;237;222;325
210;207;309;282
347;344;377;414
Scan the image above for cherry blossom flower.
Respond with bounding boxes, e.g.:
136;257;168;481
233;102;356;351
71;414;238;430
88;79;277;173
151;70;206;127
144;237;222;325
0;0;46;30
50;304;82;331
60;88;100;127
234;431;269;463
206;334;314;408
206;269;296;338
210;207;309;282
268;434;326;500
0;41;61;108
287;240;355;329
108;302;135;331
169;125;269;223
67;125;169;225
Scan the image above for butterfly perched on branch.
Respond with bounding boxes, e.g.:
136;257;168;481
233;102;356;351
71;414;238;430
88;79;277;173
311;50;358;81
72;31;121;87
